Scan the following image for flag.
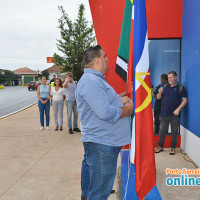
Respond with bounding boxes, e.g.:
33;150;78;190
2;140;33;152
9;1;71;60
127;2;134;99
115;0;161;199
115;0;133;82
47;57;55;63
130;0;157;199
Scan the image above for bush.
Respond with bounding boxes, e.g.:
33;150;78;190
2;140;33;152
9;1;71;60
0;85;4;89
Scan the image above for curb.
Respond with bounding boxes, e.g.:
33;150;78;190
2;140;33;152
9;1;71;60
0;102;37;120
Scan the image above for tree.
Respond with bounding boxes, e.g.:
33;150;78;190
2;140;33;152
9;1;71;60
53;4;95;81
38;70;49;80
0;72;5;84
4;70;14;84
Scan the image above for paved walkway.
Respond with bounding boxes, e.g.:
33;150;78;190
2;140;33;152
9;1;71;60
0;105;199;200
0;104;120;200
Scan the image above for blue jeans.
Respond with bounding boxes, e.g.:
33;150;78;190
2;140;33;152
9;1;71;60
65;100;78;129
81;142;121;200
38;98;50;127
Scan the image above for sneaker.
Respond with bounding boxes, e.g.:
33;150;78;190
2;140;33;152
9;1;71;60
155;146;163;153
46;127;50;130
69;129;73;134
169;148;175;155
111;189;115;194
40;127;44;130
73;128;81;132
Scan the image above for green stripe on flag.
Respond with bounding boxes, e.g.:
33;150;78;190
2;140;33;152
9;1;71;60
115;0;132;81
118;0;132;61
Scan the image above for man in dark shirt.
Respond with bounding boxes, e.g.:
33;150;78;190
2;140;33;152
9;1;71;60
50;75;56;105
152;74;168;134
155;71;188;155
50;74;56;85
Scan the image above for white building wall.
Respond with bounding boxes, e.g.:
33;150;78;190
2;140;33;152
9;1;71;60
180;126;200;167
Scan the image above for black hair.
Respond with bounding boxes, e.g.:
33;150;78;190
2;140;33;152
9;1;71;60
161;73;168;81
81;45;102;68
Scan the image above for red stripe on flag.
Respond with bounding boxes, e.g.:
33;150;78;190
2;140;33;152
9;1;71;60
135;85;148;109
135;70;156;199
135;103;156;198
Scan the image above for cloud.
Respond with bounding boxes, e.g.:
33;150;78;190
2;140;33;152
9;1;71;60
0;0;93;71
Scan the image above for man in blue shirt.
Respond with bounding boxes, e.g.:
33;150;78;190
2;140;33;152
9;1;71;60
64;72;81;134
155;71;188;155
76;45;133;200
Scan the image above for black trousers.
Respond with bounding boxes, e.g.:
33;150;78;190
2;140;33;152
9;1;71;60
154;110;160;134
158;115;180;148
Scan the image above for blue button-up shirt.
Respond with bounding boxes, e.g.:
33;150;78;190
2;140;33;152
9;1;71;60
75;68;131;146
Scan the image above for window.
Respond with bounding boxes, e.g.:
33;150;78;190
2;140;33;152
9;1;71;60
149;39;181;90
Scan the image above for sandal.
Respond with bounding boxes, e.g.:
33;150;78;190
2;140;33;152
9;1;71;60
55;126;58;131
60;126;63;131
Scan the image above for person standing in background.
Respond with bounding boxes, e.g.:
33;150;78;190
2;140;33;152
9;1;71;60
155;71;188;155
51;78;66;131
50;74;56;85
50;75;56;105
152;74;168;134
61;77;65;86
37;76;51;130
64;72;81;134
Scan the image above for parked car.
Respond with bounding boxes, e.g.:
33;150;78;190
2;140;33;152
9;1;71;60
28;81;40;90
3;82;9;86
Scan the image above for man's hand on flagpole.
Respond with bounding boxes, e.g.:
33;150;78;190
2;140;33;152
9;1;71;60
125;101;133;116
121;96;132;105
120;101;133;119
118;91;127;97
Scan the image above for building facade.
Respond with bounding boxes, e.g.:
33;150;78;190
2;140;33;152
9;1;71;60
13;67;38;85
45;65;63;81
89;0;200;166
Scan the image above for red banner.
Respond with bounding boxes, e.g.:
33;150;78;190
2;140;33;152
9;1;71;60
47;57;55;63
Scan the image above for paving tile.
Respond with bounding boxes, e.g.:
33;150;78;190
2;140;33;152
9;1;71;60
0;158;38;197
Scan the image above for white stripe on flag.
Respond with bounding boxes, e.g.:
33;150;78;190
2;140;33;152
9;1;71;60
135;33;149;91
130;116;135;163
132;5;134;20
116;56;128;72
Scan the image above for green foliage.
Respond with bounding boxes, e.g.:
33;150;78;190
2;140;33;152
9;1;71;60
54;4;95;81
4;70;14;82
0;72;5;84
38;70;50;80
0;70;14;84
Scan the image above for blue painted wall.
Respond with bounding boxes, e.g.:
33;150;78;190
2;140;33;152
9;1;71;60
181;0;200;138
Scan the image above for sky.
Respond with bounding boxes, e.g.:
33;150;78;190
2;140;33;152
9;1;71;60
0;0;93;72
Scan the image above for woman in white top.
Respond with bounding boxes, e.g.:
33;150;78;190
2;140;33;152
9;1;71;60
51;78;66;131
